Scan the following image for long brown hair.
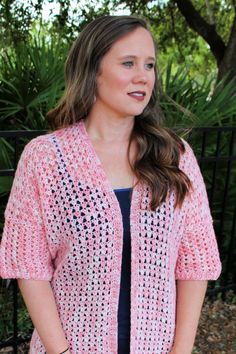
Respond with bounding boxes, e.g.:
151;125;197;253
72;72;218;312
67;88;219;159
47;15;191;210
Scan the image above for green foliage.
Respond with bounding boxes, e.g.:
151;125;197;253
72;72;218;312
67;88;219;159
0;3;235;346
156;63;236;287
113;0;235;80
0;33;67;233
0;0;43;46
1;1;236;82
159;62;236;128
189;130;236;286
0;137;15;220
157;35;216;83
0;35;67;130
0;281;33;339
191;0;235;43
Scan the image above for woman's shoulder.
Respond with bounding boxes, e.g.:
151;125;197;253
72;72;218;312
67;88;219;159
178;138;198;173
165;127;198;176
21;133;55;164
22;122;82;160
17;130;62;174
178;138;207;199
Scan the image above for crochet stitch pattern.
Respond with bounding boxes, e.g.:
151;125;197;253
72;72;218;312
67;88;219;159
0;120;221;354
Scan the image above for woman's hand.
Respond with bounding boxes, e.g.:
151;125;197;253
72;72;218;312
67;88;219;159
170;280;207;354
17;279;70;354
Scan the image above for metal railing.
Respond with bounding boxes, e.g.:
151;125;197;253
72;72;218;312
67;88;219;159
0;127;236;353
187;127;236;293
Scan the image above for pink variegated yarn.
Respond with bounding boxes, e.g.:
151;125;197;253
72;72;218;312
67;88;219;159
0;120;221;353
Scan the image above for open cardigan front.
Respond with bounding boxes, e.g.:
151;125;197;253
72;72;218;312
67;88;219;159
0;120;221;354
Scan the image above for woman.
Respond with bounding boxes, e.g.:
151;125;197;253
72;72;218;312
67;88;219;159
0;15;221;354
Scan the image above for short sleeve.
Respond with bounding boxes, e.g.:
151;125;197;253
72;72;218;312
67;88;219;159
0;138;54;280
175;141;222;280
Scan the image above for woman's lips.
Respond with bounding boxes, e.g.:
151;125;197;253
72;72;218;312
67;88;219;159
127;91;146;101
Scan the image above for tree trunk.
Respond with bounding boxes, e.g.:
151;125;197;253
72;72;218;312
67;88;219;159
217;15;236;83
175;0;236;84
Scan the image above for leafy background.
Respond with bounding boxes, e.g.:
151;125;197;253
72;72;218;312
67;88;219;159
0;0;236;351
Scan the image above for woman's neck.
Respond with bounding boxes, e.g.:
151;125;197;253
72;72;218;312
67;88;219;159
84;113;135;143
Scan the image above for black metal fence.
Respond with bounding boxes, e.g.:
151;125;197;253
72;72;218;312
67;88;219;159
0;127;236;353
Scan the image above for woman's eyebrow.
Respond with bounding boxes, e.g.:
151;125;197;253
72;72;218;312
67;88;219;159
119;55;156;61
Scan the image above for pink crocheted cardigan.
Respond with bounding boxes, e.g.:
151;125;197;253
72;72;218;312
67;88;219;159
0;120;221;354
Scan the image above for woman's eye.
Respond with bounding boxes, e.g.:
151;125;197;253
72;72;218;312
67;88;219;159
122;61;154;69
145;63;154;70
122;61;133;67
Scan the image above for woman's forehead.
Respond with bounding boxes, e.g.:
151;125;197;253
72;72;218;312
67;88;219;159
105;28;156;58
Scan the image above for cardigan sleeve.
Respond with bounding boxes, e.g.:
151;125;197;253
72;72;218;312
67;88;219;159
0;138;54;280
175;141;222;280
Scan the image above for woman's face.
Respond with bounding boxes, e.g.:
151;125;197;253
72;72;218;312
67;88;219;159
95;27;156;120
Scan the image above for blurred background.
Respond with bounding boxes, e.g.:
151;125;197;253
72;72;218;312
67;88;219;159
0;1;236;353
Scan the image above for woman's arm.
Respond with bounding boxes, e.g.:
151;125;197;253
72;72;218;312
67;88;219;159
18;279;71;354
170;280;208;354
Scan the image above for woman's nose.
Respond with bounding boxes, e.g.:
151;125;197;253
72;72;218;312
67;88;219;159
132;68;148;84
